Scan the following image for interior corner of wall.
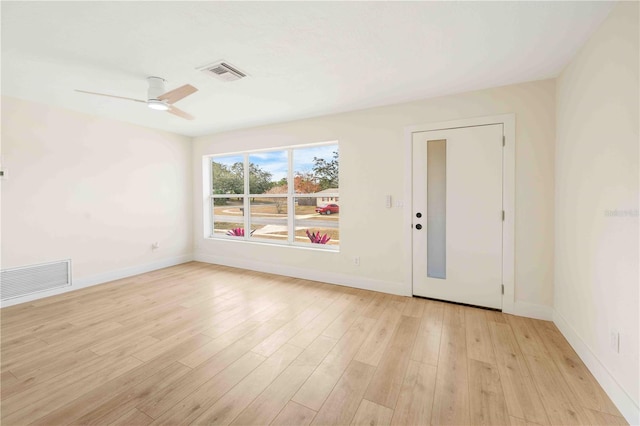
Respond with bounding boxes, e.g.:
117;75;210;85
553;309;640;424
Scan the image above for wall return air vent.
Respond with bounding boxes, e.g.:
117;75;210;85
1;259;71;301
198;61;247;82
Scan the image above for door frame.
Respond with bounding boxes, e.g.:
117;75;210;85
403;114;516;313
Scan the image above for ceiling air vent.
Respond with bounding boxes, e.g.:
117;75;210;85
198;61;247;82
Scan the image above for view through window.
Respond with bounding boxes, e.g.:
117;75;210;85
210;143;339;248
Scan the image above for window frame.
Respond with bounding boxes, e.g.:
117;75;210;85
206;142;339;250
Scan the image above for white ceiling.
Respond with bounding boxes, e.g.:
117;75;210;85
2;1;614;137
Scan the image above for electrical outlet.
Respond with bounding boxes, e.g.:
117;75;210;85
610;331;620;353
353;256;360;266
385;195;392;208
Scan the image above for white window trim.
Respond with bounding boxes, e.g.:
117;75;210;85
205;142;339;251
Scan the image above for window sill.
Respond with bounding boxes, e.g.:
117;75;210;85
206;235;340;252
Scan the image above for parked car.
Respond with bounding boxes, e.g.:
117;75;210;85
316;204;339;215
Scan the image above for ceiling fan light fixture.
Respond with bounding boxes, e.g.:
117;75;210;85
147;99;169;111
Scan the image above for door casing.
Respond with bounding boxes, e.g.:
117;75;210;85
403;114;515;313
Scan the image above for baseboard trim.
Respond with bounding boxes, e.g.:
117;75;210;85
0;254;194;308
553;310;639;425
504;300;554;320
195;253;557;319
194;252;409;297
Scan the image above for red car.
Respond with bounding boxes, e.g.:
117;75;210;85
316;204;339;215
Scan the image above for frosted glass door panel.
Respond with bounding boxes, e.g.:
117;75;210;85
427;140;446;279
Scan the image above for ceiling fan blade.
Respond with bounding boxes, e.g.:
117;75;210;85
158;84;197;104
168;105;195;120
75;89;146;103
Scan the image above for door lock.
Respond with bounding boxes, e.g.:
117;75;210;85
415;224;422;230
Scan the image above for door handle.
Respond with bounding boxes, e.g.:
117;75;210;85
415;224;422;230
416;212;422;218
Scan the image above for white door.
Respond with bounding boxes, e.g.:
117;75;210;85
412;124;503;309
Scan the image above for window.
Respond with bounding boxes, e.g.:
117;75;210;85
209;143;339;248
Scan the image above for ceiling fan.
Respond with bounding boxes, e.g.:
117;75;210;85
76;77;198;120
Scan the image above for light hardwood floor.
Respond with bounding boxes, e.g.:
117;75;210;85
1;262;627;425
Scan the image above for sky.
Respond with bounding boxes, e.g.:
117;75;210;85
212;144;337;181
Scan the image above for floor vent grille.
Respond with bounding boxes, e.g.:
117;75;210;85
1;260;71;301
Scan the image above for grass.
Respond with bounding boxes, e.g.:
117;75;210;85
252;204;289;215
306;213;339;221
271;228;340;243
213;222;339;246
213;222;260;230
297;228;340;240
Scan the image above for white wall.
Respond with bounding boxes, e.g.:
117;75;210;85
554;2;639;422
1;97;193;305
193;79;556;314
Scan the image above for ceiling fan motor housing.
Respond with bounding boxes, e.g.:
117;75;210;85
147;76;166;101
146;77;170;111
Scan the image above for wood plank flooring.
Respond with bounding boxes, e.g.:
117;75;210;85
0;262;627;425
